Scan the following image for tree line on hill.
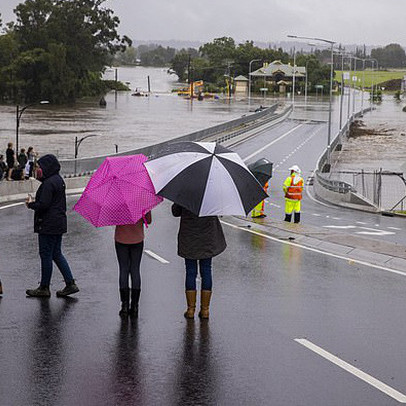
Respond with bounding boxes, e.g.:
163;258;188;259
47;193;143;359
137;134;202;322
0;0;404;106
117;37;406;94
0;0;131;104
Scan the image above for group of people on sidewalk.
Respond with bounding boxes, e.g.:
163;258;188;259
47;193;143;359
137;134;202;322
1;153;227;321
0;142;37;181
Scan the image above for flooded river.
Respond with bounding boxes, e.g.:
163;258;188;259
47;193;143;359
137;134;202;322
0;67;253;159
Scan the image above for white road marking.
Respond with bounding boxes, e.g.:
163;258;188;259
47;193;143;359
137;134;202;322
243;123;306;161
312;213;322;217
294;338;406;403
356;227;395;236
221;220;406;277
323;225;356;229
0;202;25;210
144;250;169;264
323;225;395;236
356;221;368;225
332;217;341;220
388;227;402;231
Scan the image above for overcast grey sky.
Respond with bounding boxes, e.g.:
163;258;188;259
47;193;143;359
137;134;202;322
1;0;405;47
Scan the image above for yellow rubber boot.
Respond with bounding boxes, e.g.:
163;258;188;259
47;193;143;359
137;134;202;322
198;290;212;319
184;290;197;319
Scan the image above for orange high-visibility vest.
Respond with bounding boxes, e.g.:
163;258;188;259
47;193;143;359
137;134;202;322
285;175;303;200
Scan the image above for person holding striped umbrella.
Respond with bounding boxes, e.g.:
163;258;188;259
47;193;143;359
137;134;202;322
145;141;267;319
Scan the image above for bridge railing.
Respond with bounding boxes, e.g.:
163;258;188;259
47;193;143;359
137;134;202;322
60;104;280;177
315;107;373;193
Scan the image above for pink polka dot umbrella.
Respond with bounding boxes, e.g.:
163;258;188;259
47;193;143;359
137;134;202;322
73;154;163;227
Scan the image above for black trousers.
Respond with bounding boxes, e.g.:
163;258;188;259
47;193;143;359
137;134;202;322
115;241;144;290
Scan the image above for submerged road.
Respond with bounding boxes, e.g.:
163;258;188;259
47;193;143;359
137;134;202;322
1;109;406;405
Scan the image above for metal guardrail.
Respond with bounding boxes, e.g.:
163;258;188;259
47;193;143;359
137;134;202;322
60;104;279;177
315;171;352;193
315;107;373;194
214;105;292;144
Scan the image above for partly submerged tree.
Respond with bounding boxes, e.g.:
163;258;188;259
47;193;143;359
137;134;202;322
0;0;131;103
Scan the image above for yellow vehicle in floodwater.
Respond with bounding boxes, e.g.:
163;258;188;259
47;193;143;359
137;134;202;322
177;80;204;97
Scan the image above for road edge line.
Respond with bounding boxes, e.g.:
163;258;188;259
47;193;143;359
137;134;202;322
294;338;406;403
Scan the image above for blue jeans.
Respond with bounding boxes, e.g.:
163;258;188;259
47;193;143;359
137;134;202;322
38;234;74;286
185;258;212;291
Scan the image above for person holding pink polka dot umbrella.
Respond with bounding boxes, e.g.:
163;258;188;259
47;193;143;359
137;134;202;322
74;154;163;317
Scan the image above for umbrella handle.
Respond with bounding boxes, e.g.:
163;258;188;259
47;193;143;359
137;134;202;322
142;213;149;228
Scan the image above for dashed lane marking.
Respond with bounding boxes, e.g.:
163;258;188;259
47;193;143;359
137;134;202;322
388;227;402;231
144;250;170;264
243;123;306;161
220;220;406;277
294;339;406;403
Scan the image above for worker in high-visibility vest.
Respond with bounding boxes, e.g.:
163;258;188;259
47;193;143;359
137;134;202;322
251;181;269;218
283;165;303;223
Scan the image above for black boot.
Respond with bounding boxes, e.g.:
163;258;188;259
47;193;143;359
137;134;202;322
284;213;292;222
294;212;301;223
119;288;130;317
56;279;79;297
129;289;141;318
0;280;3;295
26;285;51;297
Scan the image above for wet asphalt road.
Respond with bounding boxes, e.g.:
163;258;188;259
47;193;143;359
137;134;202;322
232;117;406;245
2;195;406;405
2;101;406;404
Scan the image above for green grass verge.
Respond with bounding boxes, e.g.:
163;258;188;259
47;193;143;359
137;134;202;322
335;70;406;88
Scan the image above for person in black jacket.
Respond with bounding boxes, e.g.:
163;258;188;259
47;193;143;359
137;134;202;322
25;154;79;297
172;203;226;319
6;142;15;181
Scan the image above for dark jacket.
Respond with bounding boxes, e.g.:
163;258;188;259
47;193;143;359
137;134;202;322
6;147;14;168
28;154;67;234
172;203;227;260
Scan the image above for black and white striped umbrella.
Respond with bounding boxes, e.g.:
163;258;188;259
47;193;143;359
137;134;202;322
144;141;268;216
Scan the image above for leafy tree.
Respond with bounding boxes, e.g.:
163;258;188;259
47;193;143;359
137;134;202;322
371;43;406;68
199;37;236;67
0;0;131;103
169;48;200;81
115;46;138;65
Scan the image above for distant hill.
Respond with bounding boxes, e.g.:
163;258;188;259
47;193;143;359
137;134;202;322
131;39;405;54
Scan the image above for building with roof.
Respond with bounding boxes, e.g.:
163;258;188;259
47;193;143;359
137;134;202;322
250;60;306;94
234;75;249;95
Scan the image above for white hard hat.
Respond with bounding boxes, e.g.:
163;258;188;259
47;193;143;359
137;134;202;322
289;165;301;173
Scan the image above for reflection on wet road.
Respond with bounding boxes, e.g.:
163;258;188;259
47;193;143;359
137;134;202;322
2;200;406;405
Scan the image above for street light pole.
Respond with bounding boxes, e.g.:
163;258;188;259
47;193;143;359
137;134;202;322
16;100;49;154
74;134;100;175
305;59;310;108
288;35;335;169
292;47;296;109
248;59;262;107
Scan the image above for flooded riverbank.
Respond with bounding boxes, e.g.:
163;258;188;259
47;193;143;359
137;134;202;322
0;67;253;159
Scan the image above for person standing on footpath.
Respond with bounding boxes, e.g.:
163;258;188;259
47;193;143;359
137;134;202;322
114;212;152;318
172;203;227;320
17;148;28;170
25;154;79;297
26;146;36;178
6;142;15;181
0;155;7;180
283;165;304;224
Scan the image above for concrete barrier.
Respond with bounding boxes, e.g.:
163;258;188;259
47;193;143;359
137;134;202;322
0;176;90;203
